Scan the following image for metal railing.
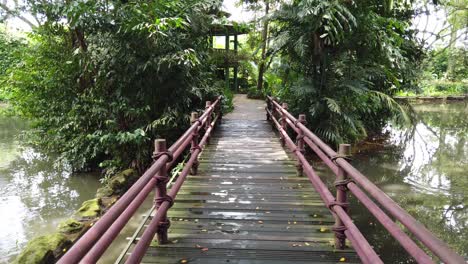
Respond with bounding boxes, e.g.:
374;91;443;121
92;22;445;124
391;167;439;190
58;97;222;264
266;96;465;264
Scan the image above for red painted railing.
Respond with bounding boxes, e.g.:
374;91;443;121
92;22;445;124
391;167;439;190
58;97;222;264
266;96;465;264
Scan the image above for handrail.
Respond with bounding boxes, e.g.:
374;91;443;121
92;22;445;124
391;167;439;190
126;114;219;263
58;97;222;264
266;96;465;264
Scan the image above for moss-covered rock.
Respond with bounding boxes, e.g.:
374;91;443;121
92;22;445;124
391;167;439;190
96;169;138;198
76;198;101;218
96;185;114;198
108;169;138;193
14;233;70;264
57;219;84;234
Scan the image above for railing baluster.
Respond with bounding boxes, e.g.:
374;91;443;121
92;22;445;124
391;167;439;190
295;114;306;176
266;98;271;121
333;143;351;249
153;139;171;245
205;101;212;143
190;112;200;175
280;103;288;146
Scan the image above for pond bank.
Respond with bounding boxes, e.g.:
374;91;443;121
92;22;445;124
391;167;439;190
14;169;139;263
394;95;467;101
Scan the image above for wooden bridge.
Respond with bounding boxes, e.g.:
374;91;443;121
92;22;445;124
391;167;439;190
58;95;465;264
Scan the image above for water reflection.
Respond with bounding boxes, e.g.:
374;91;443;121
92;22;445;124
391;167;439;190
0;116;100;263
349;102;467;263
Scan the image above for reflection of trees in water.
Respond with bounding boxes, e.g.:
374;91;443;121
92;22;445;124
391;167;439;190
0;116;28;140
1;147;99;221
390;102;467;256
350;102;467;261
0;116;100;260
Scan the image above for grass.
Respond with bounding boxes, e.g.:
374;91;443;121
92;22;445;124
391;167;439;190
397;80;468;97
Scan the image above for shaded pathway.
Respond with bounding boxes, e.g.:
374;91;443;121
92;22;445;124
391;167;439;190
126;95;358;263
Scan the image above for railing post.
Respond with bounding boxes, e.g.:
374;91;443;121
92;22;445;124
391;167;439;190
153;139;170;244
190;112;200;175
205;101;212;143
218;97;223;124
266;98;271;121
280;103;288;146
333;144;351;249
295;114;306;176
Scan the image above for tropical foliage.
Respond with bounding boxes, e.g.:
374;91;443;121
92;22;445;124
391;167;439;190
0;26;25;101
0;0;464;170
262;0;423;144
3;0;224;173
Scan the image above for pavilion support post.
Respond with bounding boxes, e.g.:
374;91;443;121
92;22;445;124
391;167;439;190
295;114;306;176
153;139;170;244
225;67;230;90
225;33;230;90
333;144;352;249
234;34;238;92
234;66;239;92
190;112;200;175
234;33;238;54
209;35;213;48
280;103;288;147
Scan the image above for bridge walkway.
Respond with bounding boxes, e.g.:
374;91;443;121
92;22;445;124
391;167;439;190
120;95;358;263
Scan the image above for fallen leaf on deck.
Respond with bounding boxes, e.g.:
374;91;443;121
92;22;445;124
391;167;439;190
180;260;188;264
339;257;346;262
320;227;328;232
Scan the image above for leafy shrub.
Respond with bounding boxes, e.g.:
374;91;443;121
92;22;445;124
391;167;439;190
247;86;265;99
268;0;422;144
5;1;224;173
0;25;26;102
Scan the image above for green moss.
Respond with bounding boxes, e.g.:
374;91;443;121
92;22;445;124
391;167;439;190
14;233;69;264
76;198;101;218
57;219;84;234
96;185;114;198
108;169;138;191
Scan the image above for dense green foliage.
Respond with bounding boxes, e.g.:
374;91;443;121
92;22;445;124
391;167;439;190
262;0;423;144
427;48;467;81
4;1;224;173
397;47;468;96
0;26;25;101
0;0;464;171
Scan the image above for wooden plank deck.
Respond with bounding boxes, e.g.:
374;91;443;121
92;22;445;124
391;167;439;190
121;95;358;263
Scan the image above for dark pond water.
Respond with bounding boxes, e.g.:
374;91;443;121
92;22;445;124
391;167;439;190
0;116;101;263
317;101;467;263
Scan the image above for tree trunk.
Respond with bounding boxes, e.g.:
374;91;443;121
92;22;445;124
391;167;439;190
446;25;457;80
257;1;270;91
